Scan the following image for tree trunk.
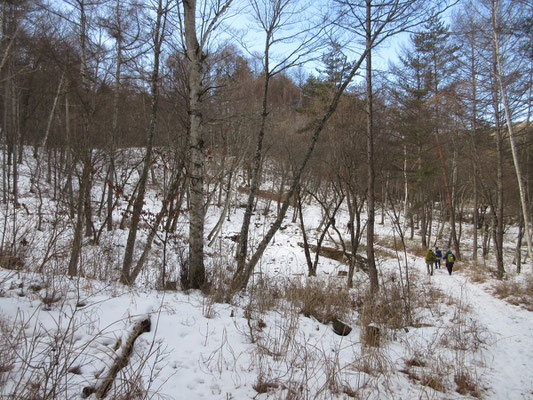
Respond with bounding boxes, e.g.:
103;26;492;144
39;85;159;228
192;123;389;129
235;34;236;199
432;62;460;259
491;47;505;278
64;89;75;219
470;36;479;262
120;0;164;285
365;0;378;293
297;188;314;276
515;218;523;273
108;34;122;232
32;74;64;193
68;165;88;277
491;3;533;271
402;143;409;234
235;46;271;283
184;0;206;289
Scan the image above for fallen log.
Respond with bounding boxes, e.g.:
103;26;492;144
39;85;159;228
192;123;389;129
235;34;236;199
296;242;368;272
82;317;151;399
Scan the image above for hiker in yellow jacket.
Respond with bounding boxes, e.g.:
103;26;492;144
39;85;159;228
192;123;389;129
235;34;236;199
425;248;437;276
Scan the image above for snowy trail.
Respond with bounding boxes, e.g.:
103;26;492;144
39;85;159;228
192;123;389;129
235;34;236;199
428;268;533;399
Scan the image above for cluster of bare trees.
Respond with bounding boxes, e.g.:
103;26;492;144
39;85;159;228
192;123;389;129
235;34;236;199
0;0;531;292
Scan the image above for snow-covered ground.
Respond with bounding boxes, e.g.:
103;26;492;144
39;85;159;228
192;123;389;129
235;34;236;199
0;149;532;399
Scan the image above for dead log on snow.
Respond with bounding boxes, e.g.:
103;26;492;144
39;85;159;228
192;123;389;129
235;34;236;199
82;317;151;399
296;242;368;271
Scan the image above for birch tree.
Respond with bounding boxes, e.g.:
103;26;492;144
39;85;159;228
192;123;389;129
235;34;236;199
181;0;234;289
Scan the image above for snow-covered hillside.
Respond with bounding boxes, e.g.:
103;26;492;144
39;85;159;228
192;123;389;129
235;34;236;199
0;149;532;399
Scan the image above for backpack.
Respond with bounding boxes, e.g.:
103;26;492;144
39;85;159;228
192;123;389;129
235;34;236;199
447;253;456;263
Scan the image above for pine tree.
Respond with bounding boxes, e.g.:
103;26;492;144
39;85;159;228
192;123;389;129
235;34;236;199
412;17;461;259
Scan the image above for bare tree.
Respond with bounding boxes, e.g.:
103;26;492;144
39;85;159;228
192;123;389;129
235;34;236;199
489;0;533;272
64;0;103;277
100;0;145;232
231;0;434;292
181;0;234;289
331;0;442;291
120;0;170;284
233;0;323;290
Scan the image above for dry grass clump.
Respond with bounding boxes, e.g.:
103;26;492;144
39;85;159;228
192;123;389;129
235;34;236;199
81;243;122;282
253;372;280;394
439;313;489;353
0;249;25;271
413;283;446;313
402;349;452;394
373;247;396;260
491;274;533;311
405;356;426;368
352;347;389;377
237;186;295;206
400;346;450;394
463;261;492;283
358;274;412;332
0;316;17;381
454;369;482;398
202;249;241;304
284;277;354;324
406;240;427;258
247;276;284;314
374;235;405;252
419;371;447;392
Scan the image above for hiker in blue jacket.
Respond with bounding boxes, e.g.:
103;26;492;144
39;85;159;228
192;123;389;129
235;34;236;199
443;249;456;275
435;247;442;269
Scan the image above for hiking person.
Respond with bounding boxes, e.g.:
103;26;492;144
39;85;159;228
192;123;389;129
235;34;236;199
444;249;456;275
435;247;442;269
425;248;437;276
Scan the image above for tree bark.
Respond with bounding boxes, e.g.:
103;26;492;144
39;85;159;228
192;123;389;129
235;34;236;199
68;165;88;277
366;0;378;293
184;0;206;289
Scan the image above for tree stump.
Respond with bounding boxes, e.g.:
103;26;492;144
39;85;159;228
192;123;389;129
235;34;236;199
363;324;381;347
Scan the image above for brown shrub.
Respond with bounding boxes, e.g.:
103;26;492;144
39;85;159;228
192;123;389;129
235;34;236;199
420;373;446;392
285;278;354;324
491;275;533;311
358;274;411;331
0;250;24;271
455;369;482;398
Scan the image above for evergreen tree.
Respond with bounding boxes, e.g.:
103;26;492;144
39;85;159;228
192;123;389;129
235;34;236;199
412;16;461;258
